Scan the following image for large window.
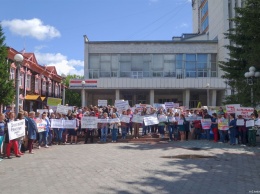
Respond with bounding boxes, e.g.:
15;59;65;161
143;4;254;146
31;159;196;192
201;16;209;32
35;75;39;93
197;54;208;77
10;68;15;80
201;1;208;18
185;54;196;77
48;81;52;96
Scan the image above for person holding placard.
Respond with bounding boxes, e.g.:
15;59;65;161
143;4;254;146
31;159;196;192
167;109;175;141
193;118;202;140
68;113;79;144
157;109;167;139
177;114;186;141
26;111;38;154
120;110;128;139
110;113;120;142
5;112;21;159
132;109;140;139
211;113;218;142
100;112;109;143
236;115;247;145
228;113;237;145
53;113;63;145
247;113;257;147
38;113;49;148
141;107;148;137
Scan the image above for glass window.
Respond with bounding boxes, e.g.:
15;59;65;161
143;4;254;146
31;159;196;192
26;75;31;90
48;83;52;95
120;62;131;72
10;68;15;80
197;54;207;69
19;73;24;87
201;16;209;32
120;54;131;62
100;61;110;71
152;54;163;70
101;54;111;62
35;78;39;91
176;54;183;69
132;54;143;71
201;1;208;18
111;55;119;70
89;54;100;69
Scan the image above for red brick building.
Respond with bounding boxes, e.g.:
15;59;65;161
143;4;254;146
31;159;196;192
7;47;64;112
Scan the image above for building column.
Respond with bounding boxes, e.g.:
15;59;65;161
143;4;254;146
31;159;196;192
150;90;154;105
115;89;120;100
81;89;85;108
182;89;190;108
211;90;217;106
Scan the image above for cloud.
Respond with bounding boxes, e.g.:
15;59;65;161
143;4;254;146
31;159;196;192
1;18;60;40
35;52;84;76
180;23;188;28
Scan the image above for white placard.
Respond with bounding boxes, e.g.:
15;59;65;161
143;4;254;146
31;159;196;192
81;117;98;129
246;120;255;127
115;100;129;111
132;115;144;123
35;118;46;133
98;100;107;107
7;120;25;140
168;116;176;123
56;105;71;115
158;115;167;122
63;120;76;128
177;119;184;125
110;118;121;123
164;102;174;109
255;119;260;126
226;104;240;114
97;118;110;123
144;116;159;126
236;119;245;126
50;119;63;128
235;107;254;119
37;109;49;115
201;119;211;129
120;115;130;123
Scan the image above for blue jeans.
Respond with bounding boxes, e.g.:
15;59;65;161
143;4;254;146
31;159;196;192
54;128;63;143
229;128;236;144
0;136;3;150
219;130;227;143
101;126;108;142
168;125;174;140
158;125;165;134
48;130;53;145
142;125;147;136
121;127;127;139
39;132;48;146
204;129;210;140
111;128;118;141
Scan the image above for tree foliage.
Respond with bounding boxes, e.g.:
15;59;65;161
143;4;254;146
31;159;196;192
63;74;83;107
219;0;260;107
0;24;15;106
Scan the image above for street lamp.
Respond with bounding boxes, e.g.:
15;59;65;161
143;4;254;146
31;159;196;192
206;83;210;106
14;53;24;116
81;80;86;107
244;66;260;107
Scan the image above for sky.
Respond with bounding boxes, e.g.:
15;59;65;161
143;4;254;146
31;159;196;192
0;0;192;76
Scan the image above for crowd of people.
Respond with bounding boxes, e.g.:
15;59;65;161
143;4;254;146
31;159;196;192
0;104;259;160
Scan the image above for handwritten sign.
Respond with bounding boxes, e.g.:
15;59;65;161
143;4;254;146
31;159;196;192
35;119;46;133
255;119;260;126
236;119;245;126
235;107;254;119
8;120;25;140
225;104;240;114
57;105;71;115
158;115;167;122
144;116;159;126
246;120;255;127
120;115;130;123
132;115;144;123
81;117;98;129
98;100;107;107
218;119;229;130
201;119;212;129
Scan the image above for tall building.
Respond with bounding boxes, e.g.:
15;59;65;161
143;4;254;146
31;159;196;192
70;1;244;108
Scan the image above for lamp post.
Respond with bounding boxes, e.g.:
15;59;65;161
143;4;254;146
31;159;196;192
206;83;210;106
81;80;86;108
14;54;24;116
244;66;260;107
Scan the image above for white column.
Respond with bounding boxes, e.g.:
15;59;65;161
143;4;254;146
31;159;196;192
115;89;120;100
211;90;217;106
183;89;190;108
81;89;85;107
150;90;154;105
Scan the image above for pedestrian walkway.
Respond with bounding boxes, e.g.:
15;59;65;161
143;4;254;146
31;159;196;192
0;140;259;194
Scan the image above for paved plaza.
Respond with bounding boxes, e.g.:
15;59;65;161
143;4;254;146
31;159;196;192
1;140;260;194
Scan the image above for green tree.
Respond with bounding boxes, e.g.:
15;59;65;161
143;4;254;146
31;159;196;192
220;0;260;107
0;24;15;106
63;74;83;107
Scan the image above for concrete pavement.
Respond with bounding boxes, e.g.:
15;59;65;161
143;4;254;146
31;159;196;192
0;140;260;194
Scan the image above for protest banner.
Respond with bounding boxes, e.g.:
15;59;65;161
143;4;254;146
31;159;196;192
236;119;245;126
63;120;76;128
235;107;254;119
201;119;212;129
110;118;121;123
56;105;71;115
246;120;255;127
132;115;144;123
158;115;168;122
144;116;159;126
115;100;129;111
7;120;25;140
47;97;62;106
50;119;63;128
120;115;130;123
164;102;174;109
97;118;110;123
226;104;240;114
81;117;98;128
98;100;107;107
35;118;46;133
218;119;229;130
